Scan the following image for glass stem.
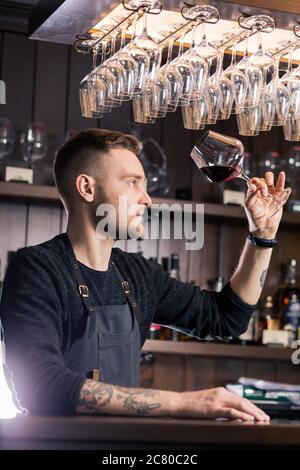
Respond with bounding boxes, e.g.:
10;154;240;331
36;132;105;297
244;33;249;59
177;34;184;58
111;35;116;57
92;46;98;70
257;28;263;53
201;20;206;45
287;51;293;73
216;50;224;78
166;39;174;65
239;173;251;182
231;44;237;67
120;27;126;49
142;10;148;36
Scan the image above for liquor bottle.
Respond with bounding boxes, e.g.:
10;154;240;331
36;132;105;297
256;295;278;344
278;259;300;341
148;324;162;340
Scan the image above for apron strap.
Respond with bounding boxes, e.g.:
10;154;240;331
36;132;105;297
65;248;97;337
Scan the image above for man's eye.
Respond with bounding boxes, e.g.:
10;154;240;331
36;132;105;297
129;179;137;185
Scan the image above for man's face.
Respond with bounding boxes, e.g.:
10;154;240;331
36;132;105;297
93;147;152;240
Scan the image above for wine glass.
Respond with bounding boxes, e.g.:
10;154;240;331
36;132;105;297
190;130;248;183
19;122;47;168
190;130;290;213
0;118;15;160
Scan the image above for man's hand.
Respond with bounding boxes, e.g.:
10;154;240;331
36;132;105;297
244;171;291;239
174;387;270;422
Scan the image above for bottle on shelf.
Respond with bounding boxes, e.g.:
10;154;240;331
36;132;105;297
256;295;279;344
277;259;300;341
148;324;162;340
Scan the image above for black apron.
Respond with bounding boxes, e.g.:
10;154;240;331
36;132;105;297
64;239;142;387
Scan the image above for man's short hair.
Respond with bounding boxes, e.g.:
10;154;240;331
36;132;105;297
53;128;141;210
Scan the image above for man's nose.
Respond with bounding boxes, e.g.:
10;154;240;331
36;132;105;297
140;190;152;207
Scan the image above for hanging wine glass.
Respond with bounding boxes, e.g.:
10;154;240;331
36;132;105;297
123;14;151;93
170;31;196;106
210;50;234;120
248;16;276;69
129;0;162;80
267;55;290;127
79;44;106;117
113;21;138;100
180;21;209;100
158;38;183;113
87;41;114;114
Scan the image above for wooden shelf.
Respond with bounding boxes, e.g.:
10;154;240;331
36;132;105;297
0;181;300;226
0;181;59;201
143;339;294;361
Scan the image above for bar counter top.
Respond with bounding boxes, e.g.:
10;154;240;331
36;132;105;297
1;415;300;450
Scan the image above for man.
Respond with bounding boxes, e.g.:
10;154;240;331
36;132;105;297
0;129;291;422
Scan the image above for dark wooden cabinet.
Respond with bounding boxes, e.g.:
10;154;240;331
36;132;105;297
141;340;300;391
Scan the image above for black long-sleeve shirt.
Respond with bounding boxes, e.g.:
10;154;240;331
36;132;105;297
0;233;255;415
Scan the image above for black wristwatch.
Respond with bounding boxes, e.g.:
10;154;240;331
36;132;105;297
247;232;278;248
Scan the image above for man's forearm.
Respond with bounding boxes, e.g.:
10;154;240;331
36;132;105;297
76;379;178;417
229;239;273;305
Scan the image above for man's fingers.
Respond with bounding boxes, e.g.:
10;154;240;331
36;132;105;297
265;171;274;187
275;171;286;191
250;177;268;197
239;398;270;422
220;408;255;422
225;392;270;422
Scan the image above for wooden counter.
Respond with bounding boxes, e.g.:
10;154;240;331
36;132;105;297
1;415;300;450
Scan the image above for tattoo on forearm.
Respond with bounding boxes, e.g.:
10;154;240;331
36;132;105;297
77;380;161;416
77;381;113;411
260;269;268;288
116;389;161;416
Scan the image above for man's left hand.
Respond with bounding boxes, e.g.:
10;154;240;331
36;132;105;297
244;171;291;239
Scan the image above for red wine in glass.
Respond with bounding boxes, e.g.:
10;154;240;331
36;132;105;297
190;130;250;183
200;165;243;183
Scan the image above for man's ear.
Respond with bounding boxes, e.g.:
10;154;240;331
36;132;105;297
75;174;95;203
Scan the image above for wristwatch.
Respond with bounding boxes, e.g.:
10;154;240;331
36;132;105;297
247;232;278;248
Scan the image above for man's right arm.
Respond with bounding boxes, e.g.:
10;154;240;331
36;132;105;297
76;379;270;422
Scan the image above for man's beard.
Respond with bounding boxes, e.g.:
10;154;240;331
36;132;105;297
92;188;134;241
